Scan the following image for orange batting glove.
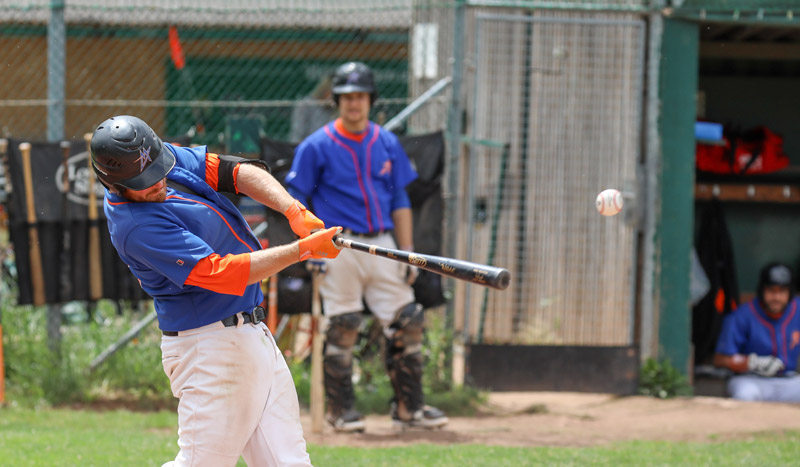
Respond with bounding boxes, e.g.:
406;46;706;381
284;200;325;238
298;226;343;261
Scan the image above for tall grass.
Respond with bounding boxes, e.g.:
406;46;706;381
3;299;171;407
2;286;483;414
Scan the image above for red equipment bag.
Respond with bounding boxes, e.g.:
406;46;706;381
696;126;789;175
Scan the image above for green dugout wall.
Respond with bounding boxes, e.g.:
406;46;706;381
657;2;800;375
657;17;698;374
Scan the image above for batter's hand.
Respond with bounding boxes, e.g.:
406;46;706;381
298;226;343;261
747;353;784;377
284;201;325;238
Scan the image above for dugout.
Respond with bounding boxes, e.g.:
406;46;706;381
657;3;800;394
459;2;800;394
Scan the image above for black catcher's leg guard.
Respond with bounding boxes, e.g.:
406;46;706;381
385;303;426;418
324;312;364;431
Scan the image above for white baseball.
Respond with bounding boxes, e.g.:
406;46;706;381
595;189;623;216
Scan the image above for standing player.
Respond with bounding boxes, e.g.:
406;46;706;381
286;61;448;432
90;115;342;466
713;262;800;402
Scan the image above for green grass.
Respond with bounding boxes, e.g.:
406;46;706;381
2;406;800;466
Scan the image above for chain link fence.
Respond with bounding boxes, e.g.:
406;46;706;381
2;0;653;347
0;1;454;150
453;8;646;346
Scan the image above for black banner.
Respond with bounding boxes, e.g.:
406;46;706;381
3;139;146;305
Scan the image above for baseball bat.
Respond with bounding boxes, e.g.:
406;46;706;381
333;236;511;290
84;133;103;301
19;142;46;305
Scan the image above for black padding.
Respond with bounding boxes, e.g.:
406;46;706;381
325;312;363;352
217;155;269;193
324;311;363;415
386;303;426;413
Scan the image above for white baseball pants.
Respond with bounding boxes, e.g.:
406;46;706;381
318;232;415;324
160;320;311;467
727;374;800;402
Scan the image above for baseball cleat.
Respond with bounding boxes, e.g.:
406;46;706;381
391;403;448;430
327;409;366;433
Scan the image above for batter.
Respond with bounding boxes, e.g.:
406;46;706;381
91;115;341;466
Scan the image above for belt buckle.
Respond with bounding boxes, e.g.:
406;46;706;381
252;306;266;323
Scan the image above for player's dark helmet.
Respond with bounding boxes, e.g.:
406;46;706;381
757;262;795;303
331;61;377;105
90;115;175;191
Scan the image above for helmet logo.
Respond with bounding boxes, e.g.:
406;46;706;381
137;146;152;172
347;72;361;84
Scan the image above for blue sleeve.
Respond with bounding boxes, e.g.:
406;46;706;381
388;133;417;189
391;186;411;210
167;143;209;180
123;221;214;288
715;308;748;355
285;140;320;199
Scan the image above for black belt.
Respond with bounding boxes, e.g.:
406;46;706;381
342;228;393;238
162;306;266;336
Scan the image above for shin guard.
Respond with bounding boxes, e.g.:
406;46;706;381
385;303;425;418
324;312;362;417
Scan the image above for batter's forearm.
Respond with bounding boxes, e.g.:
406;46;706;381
247;244;300;285
393;207;414;250
236;163;296;214
247;227;342;283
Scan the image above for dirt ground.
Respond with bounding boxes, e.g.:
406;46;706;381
300;392;800;447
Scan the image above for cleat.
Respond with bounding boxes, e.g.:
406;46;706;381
327;408;366;433
391;403;448;430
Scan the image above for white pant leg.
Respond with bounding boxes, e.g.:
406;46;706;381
728;375;764;401
242;324;311;467
318;246;366;316
360;235;415;325
161;322;309;467
728;374;800;402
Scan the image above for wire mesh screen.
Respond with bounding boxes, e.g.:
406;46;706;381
458;10;644;345
0;1;453;149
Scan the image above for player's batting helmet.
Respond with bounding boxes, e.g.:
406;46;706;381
757;262;795;302
331;61;377;105
90;115;175;191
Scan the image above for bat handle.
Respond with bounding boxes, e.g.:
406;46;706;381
333;235;347;248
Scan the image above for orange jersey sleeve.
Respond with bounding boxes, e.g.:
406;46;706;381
205;152;248;194
184;252;251;296
205;153;221;190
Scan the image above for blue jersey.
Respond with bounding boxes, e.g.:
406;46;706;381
104;143;263;332
715;297;800;373
285;121;417;233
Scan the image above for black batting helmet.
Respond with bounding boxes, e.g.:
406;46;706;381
331;61;377;105
90;115;175;191
757;262;795;303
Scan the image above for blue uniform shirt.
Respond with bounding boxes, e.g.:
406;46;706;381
285;121;417;233
104;143;264;332
715;297;800;373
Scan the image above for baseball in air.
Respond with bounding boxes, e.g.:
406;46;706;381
595;189;623;216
